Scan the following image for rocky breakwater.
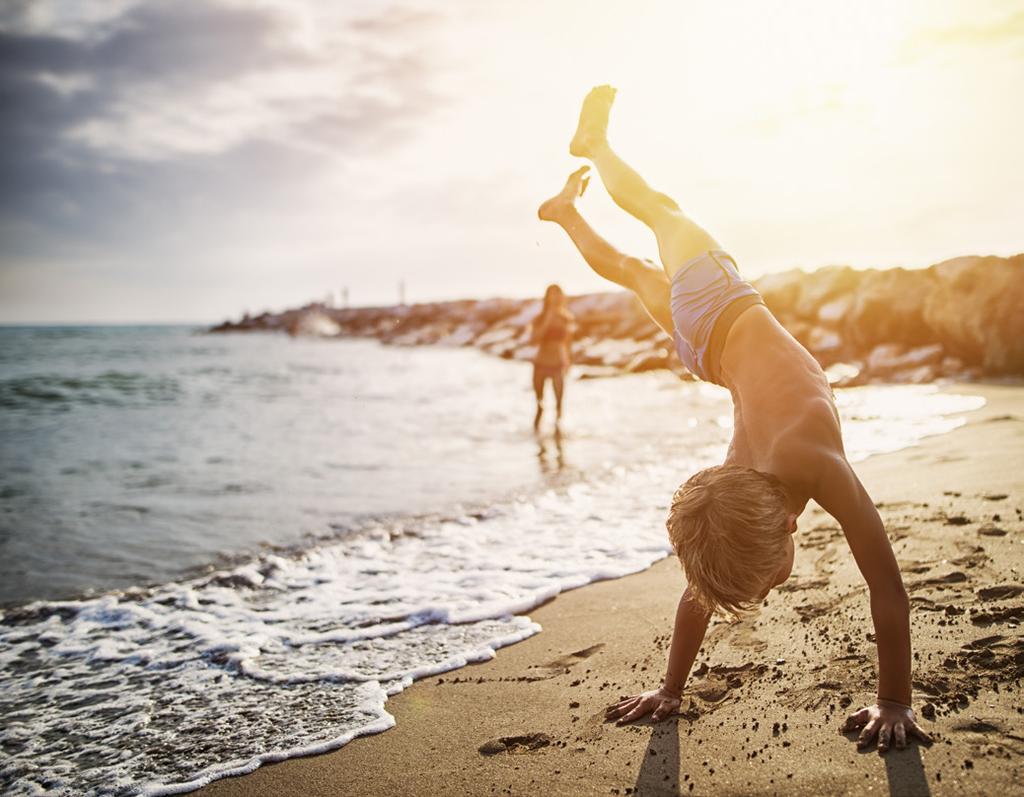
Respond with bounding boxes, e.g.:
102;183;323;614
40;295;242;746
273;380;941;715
209;254;1023;384
211;292;678;378
757;254;1024;384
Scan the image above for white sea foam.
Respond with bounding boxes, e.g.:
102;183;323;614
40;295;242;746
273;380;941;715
0;384;985;795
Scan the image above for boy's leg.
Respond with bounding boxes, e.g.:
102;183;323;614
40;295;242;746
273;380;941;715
553;371;565;420
538;167;673;335
570;86;721;278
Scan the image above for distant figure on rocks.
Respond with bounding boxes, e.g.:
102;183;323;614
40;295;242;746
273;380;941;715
530;284;575;430
537;85;932;753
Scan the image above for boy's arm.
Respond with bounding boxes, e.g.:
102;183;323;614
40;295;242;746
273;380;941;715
813;454;932;750
605;587;710;724
663;587;712;696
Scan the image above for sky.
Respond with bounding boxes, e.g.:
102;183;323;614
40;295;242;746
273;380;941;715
1;0;1022;323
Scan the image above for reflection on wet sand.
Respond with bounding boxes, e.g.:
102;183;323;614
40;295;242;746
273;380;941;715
536;426;567;475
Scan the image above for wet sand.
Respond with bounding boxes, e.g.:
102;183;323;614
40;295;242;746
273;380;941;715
199;383;1023;797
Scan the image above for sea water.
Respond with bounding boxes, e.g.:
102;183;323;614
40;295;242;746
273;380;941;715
0;326;985;795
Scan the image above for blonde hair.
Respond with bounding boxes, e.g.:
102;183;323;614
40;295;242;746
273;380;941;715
666;465;790;616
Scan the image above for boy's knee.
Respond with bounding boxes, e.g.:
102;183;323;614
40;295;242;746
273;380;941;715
653;190;681;213
620;256;663;287
622;256;671;290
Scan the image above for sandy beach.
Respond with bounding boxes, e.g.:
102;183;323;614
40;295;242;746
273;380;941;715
197;382;1023;797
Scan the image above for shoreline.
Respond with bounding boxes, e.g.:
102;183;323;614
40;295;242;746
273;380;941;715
198;382;1023;797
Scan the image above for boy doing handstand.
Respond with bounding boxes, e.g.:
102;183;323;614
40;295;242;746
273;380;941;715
537;86;931;753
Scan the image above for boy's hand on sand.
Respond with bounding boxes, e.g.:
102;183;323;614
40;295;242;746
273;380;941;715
840;701;932;753
605;687;680;725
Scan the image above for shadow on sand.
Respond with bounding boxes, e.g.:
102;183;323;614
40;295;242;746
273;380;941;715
632;718;682;796
845;730;932;797
628;724;932;796
882;744;932;797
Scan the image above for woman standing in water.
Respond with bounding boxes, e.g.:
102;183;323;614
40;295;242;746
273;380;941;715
530;284;575;430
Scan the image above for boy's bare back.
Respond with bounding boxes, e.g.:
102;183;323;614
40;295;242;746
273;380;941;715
719;302;844;511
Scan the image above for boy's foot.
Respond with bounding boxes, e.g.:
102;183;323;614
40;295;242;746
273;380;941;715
569;85;616;158
537;166;590;221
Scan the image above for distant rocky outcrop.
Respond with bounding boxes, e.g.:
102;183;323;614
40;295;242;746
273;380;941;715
757;254;1024;384
209;254;1024;385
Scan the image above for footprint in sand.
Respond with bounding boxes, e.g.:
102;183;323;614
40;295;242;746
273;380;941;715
976;585;1024;601
691;662;768;704
792;593;856;622
907;571;969;591
970;605;1024;626
775;577;830;593
530;643;605;677
545;643;604;668
967;638;1024;678
478;733;552;756
951;544;990;569
948;720;1024;759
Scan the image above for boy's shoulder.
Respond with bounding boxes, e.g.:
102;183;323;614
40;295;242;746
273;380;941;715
770;438;849;510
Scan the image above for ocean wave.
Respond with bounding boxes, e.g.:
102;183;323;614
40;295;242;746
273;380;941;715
0;461;679;796
0;372;181;412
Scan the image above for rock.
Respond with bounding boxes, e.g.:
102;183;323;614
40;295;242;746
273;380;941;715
501;301;543;331
475;326;520;350
437;323;484;346
866;343;944;376
625;348;672;373
208;256;1024;382
904;344;946;366
754;270;804;317
793;266;863;320
577;338;651;368
286;311;340;337
844;268;935;350
471;298;522;325
805;326;845;364
824;362;863;387
866;343;906;373
784;319;813;348
512;344;538;362
568;292;631;317
940;356;966;378
923;255;1024;373
887;364;939;384
816;294;855;327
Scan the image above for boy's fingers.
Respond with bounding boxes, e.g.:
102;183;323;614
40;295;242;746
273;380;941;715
605;697;639;717
877;723;892;753
894;723;907;750
857;718;880;748
908;721;933;745
841;708;870;732
616;702;651;725
605;698;632;713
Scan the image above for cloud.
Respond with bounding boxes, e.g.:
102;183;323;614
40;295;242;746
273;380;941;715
901;9;1024;61
0;0;447;257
